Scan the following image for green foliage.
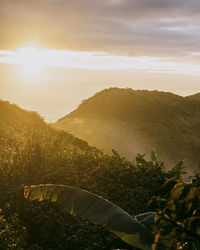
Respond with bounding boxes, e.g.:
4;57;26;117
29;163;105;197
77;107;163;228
24;184;155;250
151;151;157;162
192;174;200;187
0;126;166;249
148;179;200;249
0;211;27;249
134;154;165;195
1;100;192;249
24;180;200;250
167;161;187;179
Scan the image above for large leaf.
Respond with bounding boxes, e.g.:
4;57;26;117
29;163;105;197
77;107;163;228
24;184;155;250
135;212;156;229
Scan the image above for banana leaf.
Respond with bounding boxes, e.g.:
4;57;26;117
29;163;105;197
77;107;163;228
24;184;156;250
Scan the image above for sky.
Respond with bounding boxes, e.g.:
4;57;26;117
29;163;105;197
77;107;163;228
1;0;200;121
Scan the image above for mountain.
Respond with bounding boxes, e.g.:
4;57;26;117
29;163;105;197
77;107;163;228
55;88;200;175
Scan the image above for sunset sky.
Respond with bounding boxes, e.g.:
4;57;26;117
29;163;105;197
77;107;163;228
1;0;200;121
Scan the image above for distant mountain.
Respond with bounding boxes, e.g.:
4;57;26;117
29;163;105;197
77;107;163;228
55;88;200;175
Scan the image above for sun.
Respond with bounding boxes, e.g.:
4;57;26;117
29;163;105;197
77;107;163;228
16;47;45;75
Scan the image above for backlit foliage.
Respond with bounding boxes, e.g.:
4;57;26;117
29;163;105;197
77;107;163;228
1;100;200;249
148;179;200;249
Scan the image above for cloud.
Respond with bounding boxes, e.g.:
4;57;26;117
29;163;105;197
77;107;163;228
1;0;200;58
1;47;200;75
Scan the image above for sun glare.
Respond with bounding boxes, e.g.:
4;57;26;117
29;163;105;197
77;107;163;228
1;46;200;76
16;47;45;75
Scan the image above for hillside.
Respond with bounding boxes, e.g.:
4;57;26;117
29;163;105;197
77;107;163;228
186;93;200;101
0;99;168;249
0;100;44;137
0;100;92;152
55;88;200;175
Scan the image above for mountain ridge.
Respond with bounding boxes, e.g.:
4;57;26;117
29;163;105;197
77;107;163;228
55;88;200;175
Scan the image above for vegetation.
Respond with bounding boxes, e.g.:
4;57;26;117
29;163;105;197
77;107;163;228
55;88;200;174
24;179;200;250
24;184;155;250
0;100;199;249
148;179;200;249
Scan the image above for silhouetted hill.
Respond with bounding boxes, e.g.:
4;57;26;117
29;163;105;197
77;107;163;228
0;100;93;153
186;92;200;101
55;88;200;174
0;100;45;137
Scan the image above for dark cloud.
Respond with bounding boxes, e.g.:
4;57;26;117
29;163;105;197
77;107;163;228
0;0;200;57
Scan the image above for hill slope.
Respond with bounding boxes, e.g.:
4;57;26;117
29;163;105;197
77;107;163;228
0;99;167;249
0;100;44;137
55;88;200;174
186;93;200;101
0;100;96;159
